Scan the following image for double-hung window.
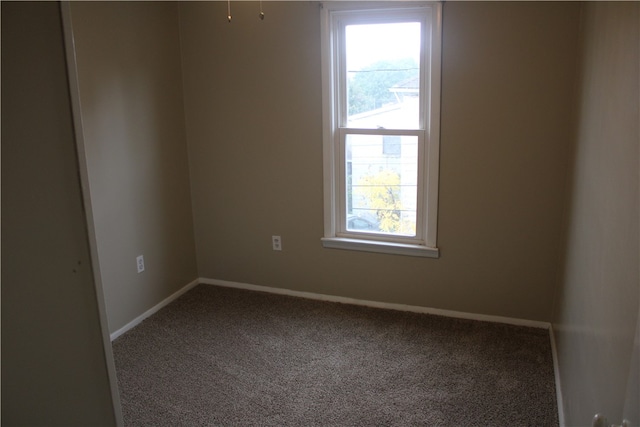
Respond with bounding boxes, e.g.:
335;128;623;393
320;2;442;257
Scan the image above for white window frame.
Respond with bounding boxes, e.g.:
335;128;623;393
320;1;442;258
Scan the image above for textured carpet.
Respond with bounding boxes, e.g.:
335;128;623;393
112;284;558;426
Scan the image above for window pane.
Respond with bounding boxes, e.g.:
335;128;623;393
346;22;421;129
346;134;418;236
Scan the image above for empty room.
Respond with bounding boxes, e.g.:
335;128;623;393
2;1;638;426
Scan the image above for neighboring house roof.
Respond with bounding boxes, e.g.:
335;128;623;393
348;95;419;129
390;76;419;94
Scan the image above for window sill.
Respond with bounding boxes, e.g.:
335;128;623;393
321;237;439;258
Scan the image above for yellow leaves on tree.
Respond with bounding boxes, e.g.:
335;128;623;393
356;169;415;235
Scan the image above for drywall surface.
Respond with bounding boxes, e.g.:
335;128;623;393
1;2;118;424
69;2;198;333
180;1;580;321
552;2;639;425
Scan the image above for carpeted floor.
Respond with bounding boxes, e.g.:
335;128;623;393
112;284;558;426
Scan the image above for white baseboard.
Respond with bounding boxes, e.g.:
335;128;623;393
549;325;565;427
110;278;200;341
199;277;551;329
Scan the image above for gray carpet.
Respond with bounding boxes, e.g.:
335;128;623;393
112;284;558;426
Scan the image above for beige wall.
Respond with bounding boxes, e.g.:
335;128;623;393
1;2;119;423
552;2;639;426
180;1;580;321
69;2;198;333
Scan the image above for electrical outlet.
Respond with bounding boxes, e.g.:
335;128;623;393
136;255;145;273
272;235;282;251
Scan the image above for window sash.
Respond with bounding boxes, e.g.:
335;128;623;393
333;9;431;131
336;128;427;245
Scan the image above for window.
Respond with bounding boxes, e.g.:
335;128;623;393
321;2;442;258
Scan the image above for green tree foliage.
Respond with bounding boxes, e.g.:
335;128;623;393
348;58;419;116
356;169;415;235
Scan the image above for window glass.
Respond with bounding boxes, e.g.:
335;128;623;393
346;22;421;130
346;134;418;236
